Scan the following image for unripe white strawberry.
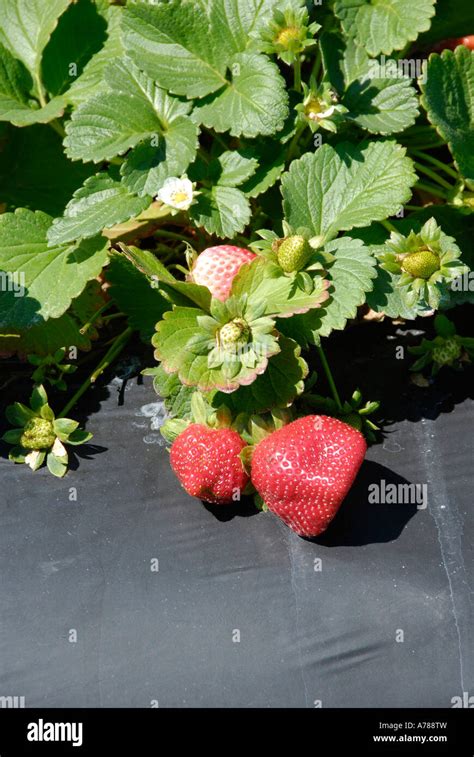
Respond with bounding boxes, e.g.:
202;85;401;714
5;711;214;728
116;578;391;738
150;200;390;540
190;245;256;302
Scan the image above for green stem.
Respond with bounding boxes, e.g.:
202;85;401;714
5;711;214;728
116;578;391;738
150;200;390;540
49;119;66;138
413;161;454;190
403;139;446;151
416;181;450;200
58;327;133;418
154;228;191;244
410;149;459;180
79;300;113;335
316;343;342;412
404;204;423;212
35;73;47;107
287;121;307;162
293;56;302;92
380;219;397;233
311;45;322;83
103;312;126;323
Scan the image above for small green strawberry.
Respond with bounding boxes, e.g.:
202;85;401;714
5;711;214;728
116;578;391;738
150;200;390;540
218;318;250;351
277;235;312;273
432;339;462;366
401;249;440;280
20;417;56;450
409;314;474;375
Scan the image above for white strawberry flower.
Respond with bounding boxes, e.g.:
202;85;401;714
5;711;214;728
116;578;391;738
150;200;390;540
157;176;195;212
308;104;336;121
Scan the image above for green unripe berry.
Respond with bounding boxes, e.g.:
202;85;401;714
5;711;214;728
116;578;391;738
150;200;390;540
277;235;312;273
433;338;461;366
401;249;440;280
20;417;56;450
219;318;250;352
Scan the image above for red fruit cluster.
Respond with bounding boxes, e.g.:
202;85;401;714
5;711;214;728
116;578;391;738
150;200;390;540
170;415;367;538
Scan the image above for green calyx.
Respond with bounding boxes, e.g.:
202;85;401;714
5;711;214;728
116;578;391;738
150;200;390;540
400;248;440;280
379;218;469;310
276;235;312;273
20;417;56;450
218;318;250;352
253;6;320;64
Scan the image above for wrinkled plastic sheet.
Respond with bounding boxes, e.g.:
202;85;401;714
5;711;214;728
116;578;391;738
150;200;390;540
1;325;473;708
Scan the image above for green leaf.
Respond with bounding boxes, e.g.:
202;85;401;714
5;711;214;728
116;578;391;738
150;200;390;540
46;452;67;477
0;124;94;215
207;0;291;56
144;364;200;420
320;33;418;135
120;118;198;198
118;243;211;311
240;140;286;198
367;266;421;319
42;0;108;97
47;173;151;245
344;71;419;136
0;209;109;329
277;237;377;342
192;52;288;138
213;336;307;414
209;150;258;187
0;0;70;80
121;0;227;98
106;253;169;341
232;258;329;318
2;428;24;444
420;47;474;190
320;31;371;93
281;141;416;241
53;418;79;438
334;0;436;57
316;237;377;337
5;402;35;426
65;58;198;167
66;5;123;106
189;185;251;238
0;42;66;126
67;429;93;445
30;384;48;412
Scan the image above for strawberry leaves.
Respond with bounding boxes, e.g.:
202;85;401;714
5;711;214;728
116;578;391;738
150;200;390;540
0;209;109;329
281;141;416;241
121;0;289;138
421;47;474;190
334;0;436;56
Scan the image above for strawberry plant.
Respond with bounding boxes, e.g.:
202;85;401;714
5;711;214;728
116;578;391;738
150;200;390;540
0;0;473;536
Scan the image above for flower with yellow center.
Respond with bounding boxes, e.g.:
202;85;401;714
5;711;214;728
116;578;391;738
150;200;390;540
157;176;195;212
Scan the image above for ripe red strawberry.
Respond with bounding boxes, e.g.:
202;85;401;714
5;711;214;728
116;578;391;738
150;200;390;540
191;245;256;301
170;424;249;505
432;35;474;52
251;415;367;537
